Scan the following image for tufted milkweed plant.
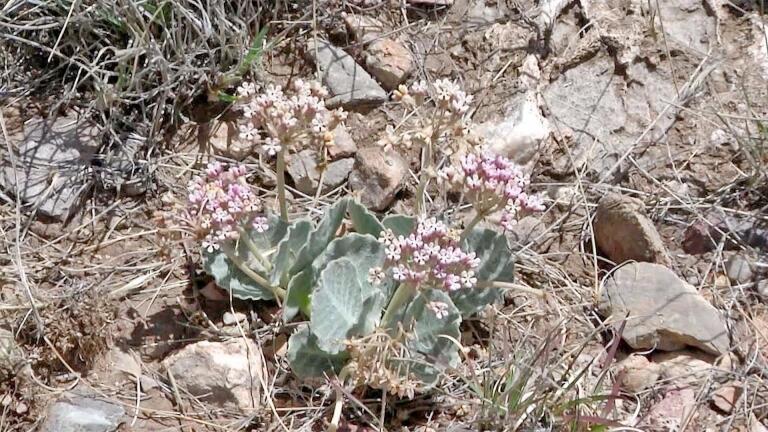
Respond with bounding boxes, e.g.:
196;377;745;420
183;80;545;428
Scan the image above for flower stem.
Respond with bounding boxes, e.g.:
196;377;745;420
238;227;272;272
276;148;288;222
222;247;285;303
381;284;416;330
459;209;487;242
415;141;433;216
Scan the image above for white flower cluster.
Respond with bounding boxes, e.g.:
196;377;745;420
236;79;347;156
377;217;480;292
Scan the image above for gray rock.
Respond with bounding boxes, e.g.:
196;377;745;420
726;254;754;285
543;56;626;177
306;39;387;109
651;350;720;385
615;354;661;393
222;311;247;326
162;339;264;411
40;394;124;432
593;193;671;266
599;262;730;355
348;147;407;211
286;149;354;195
1;114;99;220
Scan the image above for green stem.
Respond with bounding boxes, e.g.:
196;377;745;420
459;209;487;242
276;148;288;222
380;284;416;330
222;247;286;303
238;227;272;272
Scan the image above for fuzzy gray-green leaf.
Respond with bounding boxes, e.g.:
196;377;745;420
271;219;312;286
310;258;365;353
203;248;274;300
287;325;348;378
312;233;392;301
399;289;461;386
451;228;513;316
283;268;313;321
348;199;384;236
200;215;287;301
290;198;349;274
462;228;512;281
381;214;415;236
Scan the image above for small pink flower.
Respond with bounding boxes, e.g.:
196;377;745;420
427;301;449;319
202;240;220;253
368;267;386;285
263;138;281;156
252;217;269;233
378;217;479;292
392;266;407;281
237;82;257;98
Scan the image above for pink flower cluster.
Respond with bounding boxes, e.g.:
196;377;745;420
236;79;346;156
187;162;268;253
379;217;480;292
440;151;545;230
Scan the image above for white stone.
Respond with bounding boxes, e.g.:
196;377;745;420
479;92;550;168
162;339;265;411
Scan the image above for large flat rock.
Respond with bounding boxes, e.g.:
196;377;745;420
599;262;729;355
1;114;99;220
306;39;388;109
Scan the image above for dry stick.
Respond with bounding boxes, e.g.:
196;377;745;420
166;367;191;432
0;110;45;338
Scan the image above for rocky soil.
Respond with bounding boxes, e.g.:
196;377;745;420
1;0;767;430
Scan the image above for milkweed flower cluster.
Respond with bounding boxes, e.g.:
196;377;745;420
394;79;471;117
187;162;268;253
376;217;480;292
236;79;347;156
387;80;475;163
440;151;545;230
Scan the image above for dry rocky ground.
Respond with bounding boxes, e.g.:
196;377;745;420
1;0;768;430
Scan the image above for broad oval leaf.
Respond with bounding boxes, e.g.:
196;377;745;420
348;199;384;237
200;215;287;301
287;325;348;378
203;248;275;300
312;233;391;301
398;289;461;386
310;258;365;354
381;214;415;236
283;268;313;321
289;198;349;274
451;228;514;316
